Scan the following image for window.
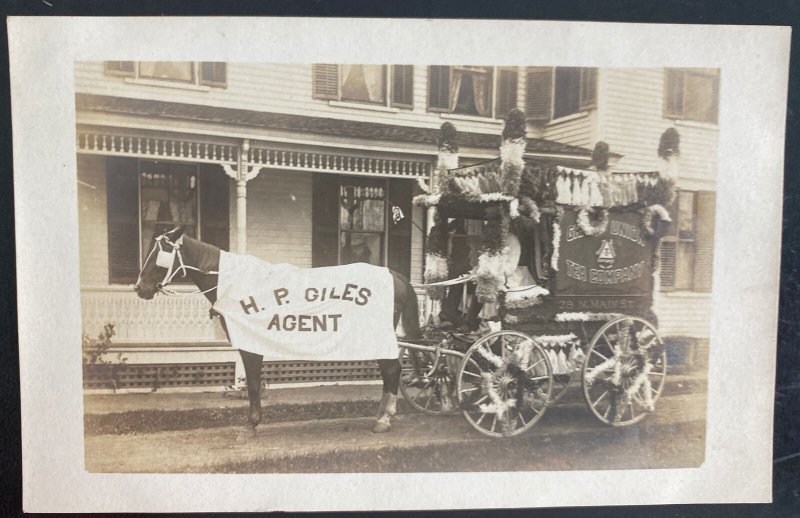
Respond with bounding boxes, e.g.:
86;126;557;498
312;174;413;277
139;162;199;265
660;190;716;292
312;64;414;109
664;68;719;123
106;158;230;284
427;66;518;118
525;67;597;122
104;61;227;87
553;67;597;119
339;179;387;266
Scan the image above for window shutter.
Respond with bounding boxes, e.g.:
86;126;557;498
664;69;685;118
387;179;412;278
199;165;230;251
199;62;227;86
525;67;553;122
496;68;518;119
391;65;414;108
312;173;340;267
579;67;598;111
428;65;451;111
105;61;135;76
106;157;140;284
313;64;339;100
693;191;716;292
659;241;677;289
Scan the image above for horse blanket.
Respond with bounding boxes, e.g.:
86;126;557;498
213;251;398;361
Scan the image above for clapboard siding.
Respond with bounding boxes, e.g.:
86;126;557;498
410;204;425;283
541;112;596;149
658;293;712;338
75;62;507;136
77;155;110;285
245;170;313;267
602;68;718;183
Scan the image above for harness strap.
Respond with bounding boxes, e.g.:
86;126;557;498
154;235;220;297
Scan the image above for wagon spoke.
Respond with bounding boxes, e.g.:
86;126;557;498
529;375;550;382
462;370;483;380
592;389;609;407
591;349;611;362
491;415;497;433
518;413;528;427
524;358;546;373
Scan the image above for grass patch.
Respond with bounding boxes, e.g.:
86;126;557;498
84;399;416;436
205;420;706;473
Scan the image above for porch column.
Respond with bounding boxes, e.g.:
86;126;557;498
222;139;264;255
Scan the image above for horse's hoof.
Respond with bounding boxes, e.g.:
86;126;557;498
372;422;391;434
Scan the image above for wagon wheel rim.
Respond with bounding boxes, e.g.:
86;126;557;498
582;317;667;427
456;331;553;437
399;346;460;415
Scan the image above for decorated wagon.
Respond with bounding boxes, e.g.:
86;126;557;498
396;110;676;437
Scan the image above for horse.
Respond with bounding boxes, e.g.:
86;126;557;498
133;226;422;436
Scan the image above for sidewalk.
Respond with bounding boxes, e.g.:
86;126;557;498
84;370;708;416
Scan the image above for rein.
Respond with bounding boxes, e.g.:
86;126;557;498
143;235;219;297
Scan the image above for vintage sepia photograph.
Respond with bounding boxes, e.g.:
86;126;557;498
11;17;790;512
76;61;716;473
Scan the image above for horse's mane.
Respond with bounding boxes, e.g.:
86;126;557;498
181;235;222;272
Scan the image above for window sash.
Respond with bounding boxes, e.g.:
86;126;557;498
340;65;388;105
664;68;719;123
104;61;227;87
660;190;698;291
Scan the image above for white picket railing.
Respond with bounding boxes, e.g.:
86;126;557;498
80;286;227;344
81;286;436;345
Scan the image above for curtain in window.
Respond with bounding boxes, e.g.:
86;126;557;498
449;70;463;112
449;68;491;116
341;65;385;103
471;72;491;117
138;62;194;82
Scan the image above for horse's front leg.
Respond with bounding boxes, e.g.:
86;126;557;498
239;349;264;436
374;358;401;433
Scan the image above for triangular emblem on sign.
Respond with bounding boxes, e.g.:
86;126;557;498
596;239;616;268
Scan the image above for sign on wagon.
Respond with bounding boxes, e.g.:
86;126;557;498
213;252;398;361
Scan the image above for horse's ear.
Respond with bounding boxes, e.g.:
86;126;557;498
167;226;186;240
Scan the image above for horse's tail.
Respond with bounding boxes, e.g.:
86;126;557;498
401;277;422;341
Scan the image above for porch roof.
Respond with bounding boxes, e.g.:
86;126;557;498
75;93;598;158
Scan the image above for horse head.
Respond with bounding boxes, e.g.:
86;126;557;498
134;226;186;300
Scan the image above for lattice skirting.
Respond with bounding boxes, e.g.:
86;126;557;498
83;360;394;389
83;362;237;390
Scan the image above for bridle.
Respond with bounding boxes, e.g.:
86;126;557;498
138;234;218;296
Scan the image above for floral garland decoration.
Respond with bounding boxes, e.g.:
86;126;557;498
504;285;550;309
576;207;609;236
641;204;671;237
423;211;451;299
550;206;564;272
413;192;515;207
499;109;527;197
435;122;459;195
475;205;510;302
554;312;624;322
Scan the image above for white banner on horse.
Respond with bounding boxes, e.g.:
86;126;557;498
213;252;398;361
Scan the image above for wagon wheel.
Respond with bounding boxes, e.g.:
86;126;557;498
456;331;553;437
399;344;460;415
582;317;667;427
